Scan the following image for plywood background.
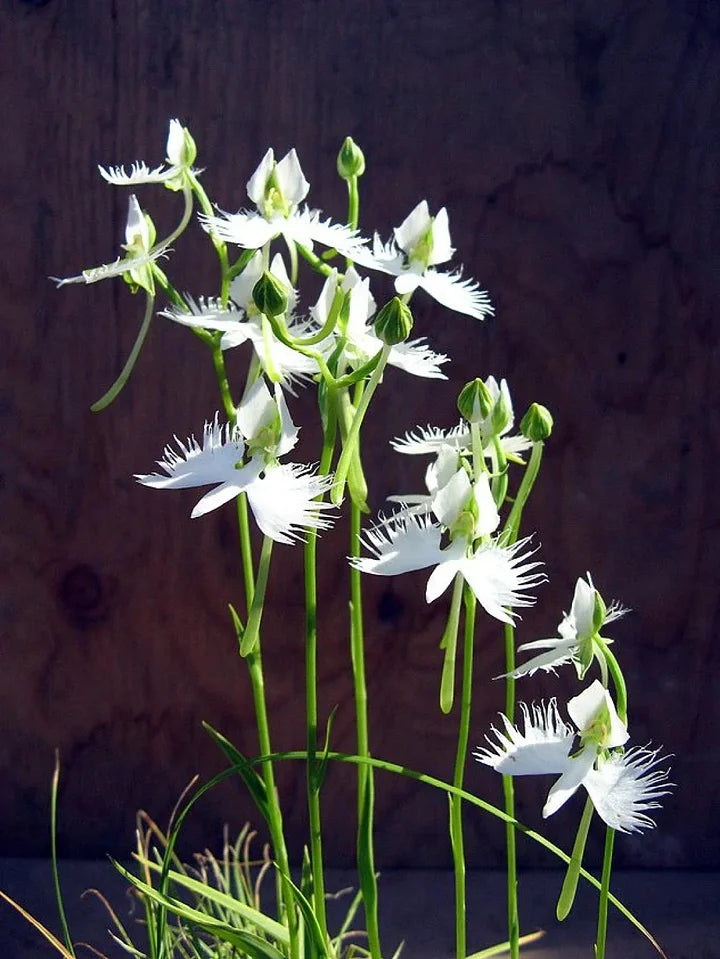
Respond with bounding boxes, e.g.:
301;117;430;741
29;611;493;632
1;0;718;871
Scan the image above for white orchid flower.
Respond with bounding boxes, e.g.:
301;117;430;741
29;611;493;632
98;118;197;187
508;573;629;679
159;251;317;390
355;200;493;320
312;268;449;379
52;195;167;288
351;471;544;624
199;148;371;259
135;379;334;544
474;681;672;833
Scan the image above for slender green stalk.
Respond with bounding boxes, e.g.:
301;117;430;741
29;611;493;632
440;574;465;714
595;635;628;722
90;292;155;412
502;622;519;959
504;442;544;543
449;588;477;959
236;495;255;612
331;345;391;505
350;500;381;959
595;827;616;959
211;340;236;420
245;642;299;959
302;390;339;951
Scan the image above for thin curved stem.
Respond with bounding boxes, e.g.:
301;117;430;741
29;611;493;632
595;827;616;959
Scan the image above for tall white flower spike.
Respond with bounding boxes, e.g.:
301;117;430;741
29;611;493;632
508;573;629;679
52;195;166;288
312;268;449;380
200;148;371;259
351;472;545;624
135;379;334;544
475;680;672;833
98;118;197;187
357;200;494;320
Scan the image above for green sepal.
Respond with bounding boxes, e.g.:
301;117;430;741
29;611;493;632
228;603;245;652
310;705;339;792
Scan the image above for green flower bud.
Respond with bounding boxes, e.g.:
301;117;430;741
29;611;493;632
374;296;413;345
457;378;494;423
337;136;366;179
252;270;289;317
520;403;554;441
490;389;512;435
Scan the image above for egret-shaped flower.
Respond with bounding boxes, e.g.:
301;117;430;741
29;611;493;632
200;148;371;259
52;195;167;289
351;471;544;624
507;573;629;679
312;268;449;379
98;118;198;189
358;200;493;320
135;378;334;544
474;681;672;832
159;251;318;389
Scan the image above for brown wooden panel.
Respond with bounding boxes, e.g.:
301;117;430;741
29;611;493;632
1;0;718;869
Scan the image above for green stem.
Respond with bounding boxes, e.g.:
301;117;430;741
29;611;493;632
450;588;477;959
296;241;336;278
237;494;255;613
595;827;616;959
503;441;544;544
188;170;231;302
503;622;519;959
350;501;381;959
347;177;360;232
302;394;339;951
211;340;236;420
245;644;299;958
90;292;155;412
331;344;391;505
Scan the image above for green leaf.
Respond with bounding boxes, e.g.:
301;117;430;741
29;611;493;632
202;722;269;822
311;705;338;792
140;858;289;944
556;796;594;921
275;868;329;959
114;861;286;959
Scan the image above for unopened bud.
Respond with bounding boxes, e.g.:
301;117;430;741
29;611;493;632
520;403;553;442
458;378;494;423
252;270;289;317
374;296;413;345
337;136;366;179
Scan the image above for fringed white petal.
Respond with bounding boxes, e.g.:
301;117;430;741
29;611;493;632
418;269;494;320
474;700;575;776
291;209;372;260
200;210;279;249
506;637;578;678
459;536;545;624
98;162;183;185
160;296;243;331
134;415;246;490
246;463;335;545
351;514;445;578
390;422;470;456
584;746;673;834
51;248;169;286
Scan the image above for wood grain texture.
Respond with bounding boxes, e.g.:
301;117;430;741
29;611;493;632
1;0;718;868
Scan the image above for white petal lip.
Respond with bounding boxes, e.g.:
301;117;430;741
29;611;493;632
458;537;545;624
390;422;470;455
134;417;247;490
474;701;576;776
506;637;578;678
99;161;183;185
245;463;335;544
160;296;243;331
543;744;597;818
351;514;446;578
386;337;449;379
417;269;494;320
584;746;673;833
